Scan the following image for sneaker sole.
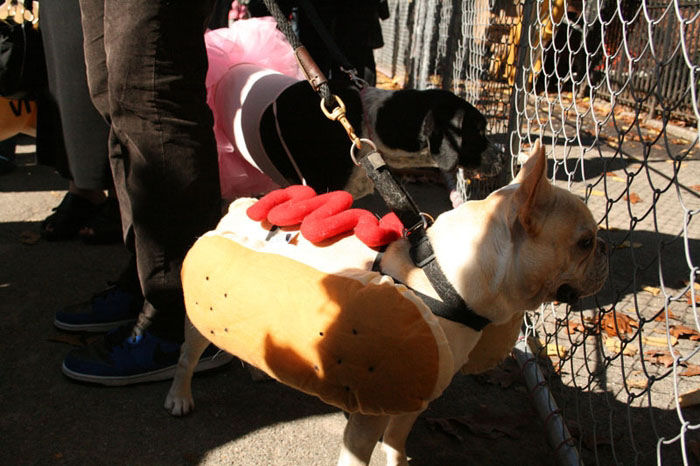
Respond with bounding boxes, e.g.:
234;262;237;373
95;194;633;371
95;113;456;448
53;317;138;333
61;352;234;386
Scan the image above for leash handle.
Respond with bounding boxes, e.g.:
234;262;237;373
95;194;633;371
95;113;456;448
262;0;333;107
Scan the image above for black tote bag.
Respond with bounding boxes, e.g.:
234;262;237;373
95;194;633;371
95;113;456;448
0;1;45;99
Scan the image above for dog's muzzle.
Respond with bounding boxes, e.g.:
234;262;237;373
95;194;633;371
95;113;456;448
461;141;506;180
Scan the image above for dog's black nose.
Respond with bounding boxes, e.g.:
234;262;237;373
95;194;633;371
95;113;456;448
556;284;580;305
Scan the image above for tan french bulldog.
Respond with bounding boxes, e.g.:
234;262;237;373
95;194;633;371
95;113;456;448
165;140;608;466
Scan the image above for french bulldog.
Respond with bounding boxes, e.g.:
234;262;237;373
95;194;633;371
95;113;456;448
164;140;607;465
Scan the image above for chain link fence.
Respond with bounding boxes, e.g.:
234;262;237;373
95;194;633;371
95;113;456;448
376;0;699;463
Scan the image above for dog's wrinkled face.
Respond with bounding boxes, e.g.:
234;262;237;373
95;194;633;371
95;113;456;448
508;140;608;306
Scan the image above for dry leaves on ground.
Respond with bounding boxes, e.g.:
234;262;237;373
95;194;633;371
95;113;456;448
669;324;700;341
680;388;700;407
597;312;639;338
604;337;638;356
566;420;623;451
653;309;680;322
680;364;700;377
644;350;676;367
624;192;642;204
478;357;523;389
19;230;40;245
47;333;101;347
426;406;529;442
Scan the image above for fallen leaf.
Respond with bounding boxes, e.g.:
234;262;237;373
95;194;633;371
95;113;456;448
653;309;679;322
47;334;101;347
643;335;678;347
616;240;643;249
570;422;624;451
627;378;648;389
625;192;642;204
448;408;528;440
671;138;690;145
680;389;700;407
600;312;639;337
19;230;41;244
605;337;638;356
567;320;585;334
425;418;463;441
681;364;700;377
644;350;675;367
643;286;661;296
692;185;700;193
537;339;568;358
669;325;700;340
479;357;522;389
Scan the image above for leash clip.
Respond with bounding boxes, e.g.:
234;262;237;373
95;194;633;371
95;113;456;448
320;94;361;149
350;138;380;166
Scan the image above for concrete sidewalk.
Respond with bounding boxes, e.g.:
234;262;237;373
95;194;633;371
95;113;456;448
0;146;553;465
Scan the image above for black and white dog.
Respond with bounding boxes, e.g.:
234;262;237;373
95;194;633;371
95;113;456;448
213;64;504;202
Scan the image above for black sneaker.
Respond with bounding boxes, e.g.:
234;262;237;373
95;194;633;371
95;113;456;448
61;326;233;386
54;285;143;332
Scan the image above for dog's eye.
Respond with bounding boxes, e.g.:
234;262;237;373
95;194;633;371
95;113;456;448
578;237;594;250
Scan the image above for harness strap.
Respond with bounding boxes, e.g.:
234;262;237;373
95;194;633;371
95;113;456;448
372;247;490;331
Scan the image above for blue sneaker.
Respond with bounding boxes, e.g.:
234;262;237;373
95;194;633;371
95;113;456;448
54;285;142;332
61;326;233;385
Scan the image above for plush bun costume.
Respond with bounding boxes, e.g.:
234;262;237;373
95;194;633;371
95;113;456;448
182;187;455;415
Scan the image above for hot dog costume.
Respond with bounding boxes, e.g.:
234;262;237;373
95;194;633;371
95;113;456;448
182;187;455;415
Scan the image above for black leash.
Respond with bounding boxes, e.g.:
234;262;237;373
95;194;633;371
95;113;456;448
262;0;490;331
294;0;367;87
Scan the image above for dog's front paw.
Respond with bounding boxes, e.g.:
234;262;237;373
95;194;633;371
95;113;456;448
164;389;194;416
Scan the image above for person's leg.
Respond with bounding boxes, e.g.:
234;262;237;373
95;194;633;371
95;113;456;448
38;0;119;242
60;0;230;384
40;0;111;192
99;0;221;342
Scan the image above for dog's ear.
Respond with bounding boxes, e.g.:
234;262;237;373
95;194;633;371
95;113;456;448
422;111;459;172
513;140;552;236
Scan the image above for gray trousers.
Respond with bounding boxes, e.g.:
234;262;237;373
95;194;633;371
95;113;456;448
39;0;110;191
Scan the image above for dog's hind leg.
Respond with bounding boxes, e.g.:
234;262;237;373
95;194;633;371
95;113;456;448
381;411;422;466
337;413;389;466
164;316;210;416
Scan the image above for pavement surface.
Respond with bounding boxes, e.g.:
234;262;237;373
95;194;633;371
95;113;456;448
0;145;555;466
